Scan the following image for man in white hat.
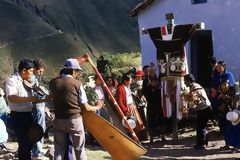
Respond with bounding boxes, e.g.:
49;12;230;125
49;58;103;160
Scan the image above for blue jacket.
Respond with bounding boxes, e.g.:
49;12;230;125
211;69;235;87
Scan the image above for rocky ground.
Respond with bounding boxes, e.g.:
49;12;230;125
1;124;240;160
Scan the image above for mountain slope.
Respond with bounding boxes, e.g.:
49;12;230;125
2;0;140;53
0;0;140;85
0;0;55;43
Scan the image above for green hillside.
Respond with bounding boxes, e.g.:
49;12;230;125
0;1;55;42
0;33;88;84
1;0;140;53
0;0;140;85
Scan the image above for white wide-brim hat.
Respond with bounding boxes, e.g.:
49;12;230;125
226;109;240;126
122;118;136;129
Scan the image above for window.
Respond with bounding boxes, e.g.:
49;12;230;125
191;0;207;5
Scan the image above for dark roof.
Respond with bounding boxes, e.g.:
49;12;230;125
128;0;155;17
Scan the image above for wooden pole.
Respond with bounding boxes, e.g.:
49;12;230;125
163;52;179;141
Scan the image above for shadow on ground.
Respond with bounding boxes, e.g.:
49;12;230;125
139;130;240;160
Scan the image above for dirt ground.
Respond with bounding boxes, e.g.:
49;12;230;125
1;125;240;160
85;128;240;160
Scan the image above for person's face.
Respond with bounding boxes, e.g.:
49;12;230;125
143;68;149;77
21;68;34;80
95;77;102;86
221;83;229;92
124;78;132;86
73;70;81;79
216;64;225;73
210;88;218;97
34;67;45;76
210;62;217;68
149;68;156;78
135;76;142;81
106;78;113;86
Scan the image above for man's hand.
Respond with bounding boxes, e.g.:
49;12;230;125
126;111;131;117
96;100;104;110
34;95;52;103
129;104;136;110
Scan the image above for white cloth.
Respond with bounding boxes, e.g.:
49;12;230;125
79;85;88;104
5;72;34;112
161;79;186;119
123;85;134;105
189;82;211;110
0;119;8;144
95;86;105;101
64;75;88;104
176;80;183;120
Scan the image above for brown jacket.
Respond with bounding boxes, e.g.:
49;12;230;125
49;76;82;119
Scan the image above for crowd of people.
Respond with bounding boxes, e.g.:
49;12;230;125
0;56;240;159
208;57;240;152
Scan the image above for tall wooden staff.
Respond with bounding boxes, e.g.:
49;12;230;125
76;53;140;143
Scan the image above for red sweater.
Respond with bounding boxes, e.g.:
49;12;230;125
116;84;128;114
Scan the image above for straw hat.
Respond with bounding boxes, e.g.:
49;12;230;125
226;109;240;126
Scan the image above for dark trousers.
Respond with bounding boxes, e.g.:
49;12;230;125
11;111;34;160
196;107;211;146
218;112;228;136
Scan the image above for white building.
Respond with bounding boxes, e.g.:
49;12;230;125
129;0;240;85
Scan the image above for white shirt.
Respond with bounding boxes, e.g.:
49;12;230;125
64;75;88;104
95;86;105;101
5;72;34;112
124;85;133;105
190;82;211;110
0;119;8;143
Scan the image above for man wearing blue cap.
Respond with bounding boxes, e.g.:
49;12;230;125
49;58;103;160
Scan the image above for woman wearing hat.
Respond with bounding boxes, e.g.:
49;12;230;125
131;70;148;140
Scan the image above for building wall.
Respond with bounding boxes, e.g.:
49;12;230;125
138;0;240;77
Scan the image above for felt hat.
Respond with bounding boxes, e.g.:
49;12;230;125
135;70;144;77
